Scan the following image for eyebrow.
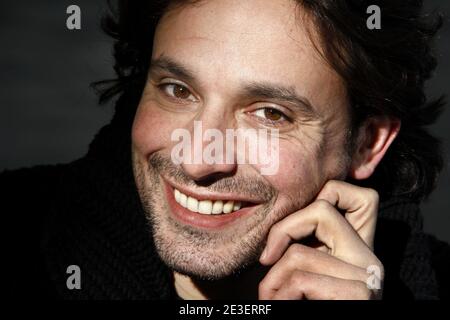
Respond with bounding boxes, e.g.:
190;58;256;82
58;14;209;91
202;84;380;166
240;82;318;118
149;56;197;84
149;56;318;117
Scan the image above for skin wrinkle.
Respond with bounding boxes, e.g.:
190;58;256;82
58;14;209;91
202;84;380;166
149;152;276;201
134;150;280;275
148;56;324;124
131;0;353;288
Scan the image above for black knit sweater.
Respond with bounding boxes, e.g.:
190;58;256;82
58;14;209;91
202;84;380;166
2;92;449;300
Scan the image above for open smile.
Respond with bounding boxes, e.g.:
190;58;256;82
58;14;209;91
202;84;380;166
163;178;263;229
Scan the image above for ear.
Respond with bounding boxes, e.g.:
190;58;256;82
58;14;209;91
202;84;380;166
349;116;401;180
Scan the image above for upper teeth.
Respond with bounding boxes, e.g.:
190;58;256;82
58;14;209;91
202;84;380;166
174;188;242;215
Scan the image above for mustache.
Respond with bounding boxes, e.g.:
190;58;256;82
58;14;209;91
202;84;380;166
148;153;276;202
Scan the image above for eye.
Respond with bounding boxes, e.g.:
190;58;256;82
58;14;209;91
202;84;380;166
159;83;196;102
252;107;289;124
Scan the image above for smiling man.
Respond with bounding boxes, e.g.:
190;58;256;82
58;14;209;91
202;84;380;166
2;0;449;300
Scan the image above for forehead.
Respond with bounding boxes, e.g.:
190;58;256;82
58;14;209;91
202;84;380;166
153;0;346;109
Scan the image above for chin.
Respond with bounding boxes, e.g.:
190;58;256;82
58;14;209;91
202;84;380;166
150;210;266;280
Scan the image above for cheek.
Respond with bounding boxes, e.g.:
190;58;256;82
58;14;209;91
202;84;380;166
278;147;321;193
263;140;325;214
132;101;176;157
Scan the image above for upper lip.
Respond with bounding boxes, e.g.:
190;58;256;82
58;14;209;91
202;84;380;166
163;177;265;205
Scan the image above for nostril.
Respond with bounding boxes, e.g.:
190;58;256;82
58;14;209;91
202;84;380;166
181;162;238;183
195;171;237;187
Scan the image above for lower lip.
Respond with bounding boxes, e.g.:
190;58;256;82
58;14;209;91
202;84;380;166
164;181;256;230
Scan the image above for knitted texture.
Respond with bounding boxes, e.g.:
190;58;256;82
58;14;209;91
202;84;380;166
376;198;439;299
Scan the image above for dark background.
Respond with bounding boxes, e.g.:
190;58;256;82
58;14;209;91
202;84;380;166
1;1;449;242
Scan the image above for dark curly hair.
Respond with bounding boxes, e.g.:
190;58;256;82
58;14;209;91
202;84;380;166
93;0;445;201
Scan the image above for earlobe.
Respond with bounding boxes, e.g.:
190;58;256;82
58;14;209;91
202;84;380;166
349;117;401;180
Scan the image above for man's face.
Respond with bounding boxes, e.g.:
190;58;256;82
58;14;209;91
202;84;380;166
132;0;351;280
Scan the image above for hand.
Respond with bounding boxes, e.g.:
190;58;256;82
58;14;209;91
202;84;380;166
258;180;384;300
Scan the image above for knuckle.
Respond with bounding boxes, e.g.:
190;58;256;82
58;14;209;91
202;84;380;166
319;181;334;196
286;243;307;261
315;200;341;223
365;188;379;203
285;244;316;270
287;242;304;254
313;199;333;212
324;179;339;190
291;270;308;287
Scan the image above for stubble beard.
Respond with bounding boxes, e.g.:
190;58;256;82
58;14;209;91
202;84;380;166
132;151;282;281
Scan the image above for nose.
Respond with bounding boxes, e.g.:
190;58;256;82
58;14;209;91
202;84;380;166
180;116;237;182
182;161;237;182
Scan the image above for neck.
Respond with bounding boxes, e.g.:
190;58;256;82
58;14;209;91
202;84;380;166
173;263;270;300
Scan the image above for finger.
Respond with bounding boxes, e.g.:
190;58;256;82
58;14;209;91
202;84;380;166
260;200;375;268
316;180;379;248
258;243;369;299
270;270;375;300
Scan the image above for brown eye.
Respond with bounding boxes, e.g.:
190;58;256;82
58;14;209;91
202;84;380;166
264;108;283;121
252;107;289;125
160;83;196;101
172;84;191;99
